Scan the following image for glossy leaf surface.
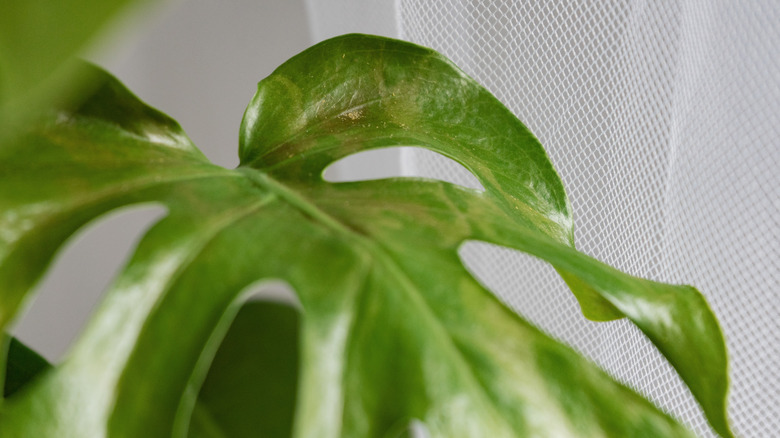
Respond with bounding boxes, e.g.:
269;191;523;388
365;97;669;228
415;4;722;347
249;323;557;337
0;35;731;437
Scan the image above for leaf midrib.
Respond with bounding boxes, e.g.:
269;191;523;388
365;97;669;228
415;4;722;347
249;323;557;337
237;168;353;236
363;245;518;436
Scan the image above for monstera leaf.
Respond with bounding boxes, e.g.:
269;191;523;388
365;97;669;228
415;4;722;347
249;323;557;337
0;34;731;437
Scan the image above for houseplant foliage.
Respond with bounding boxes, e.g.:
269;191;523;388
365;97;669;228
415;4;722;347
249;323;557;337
0;33;732;437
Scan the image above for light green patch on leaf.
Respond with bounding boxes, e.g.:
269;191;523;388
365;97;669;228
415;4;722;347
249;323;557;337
0;0;150;135
0;35;731;438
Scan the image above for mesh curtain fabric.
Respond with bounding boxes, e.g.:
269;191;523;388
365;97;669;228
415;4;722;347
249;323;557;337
310;1;780;437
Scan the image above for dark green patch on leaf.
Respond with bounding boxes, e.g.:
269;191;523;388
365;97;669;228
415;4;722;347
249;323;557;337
188;300;300;438
3;337;51;398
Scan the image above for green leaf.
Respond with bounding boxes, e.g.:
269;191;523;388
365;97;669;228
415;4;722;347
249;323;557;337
0;307;297;437
3;337;51;398
0;0;149;134
0;35;731;437
187;299;299;438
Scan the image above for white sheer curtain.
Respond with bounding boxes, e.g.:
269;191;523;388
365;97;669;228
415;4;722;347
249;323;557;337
308;1;779;437
401;3;778;437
